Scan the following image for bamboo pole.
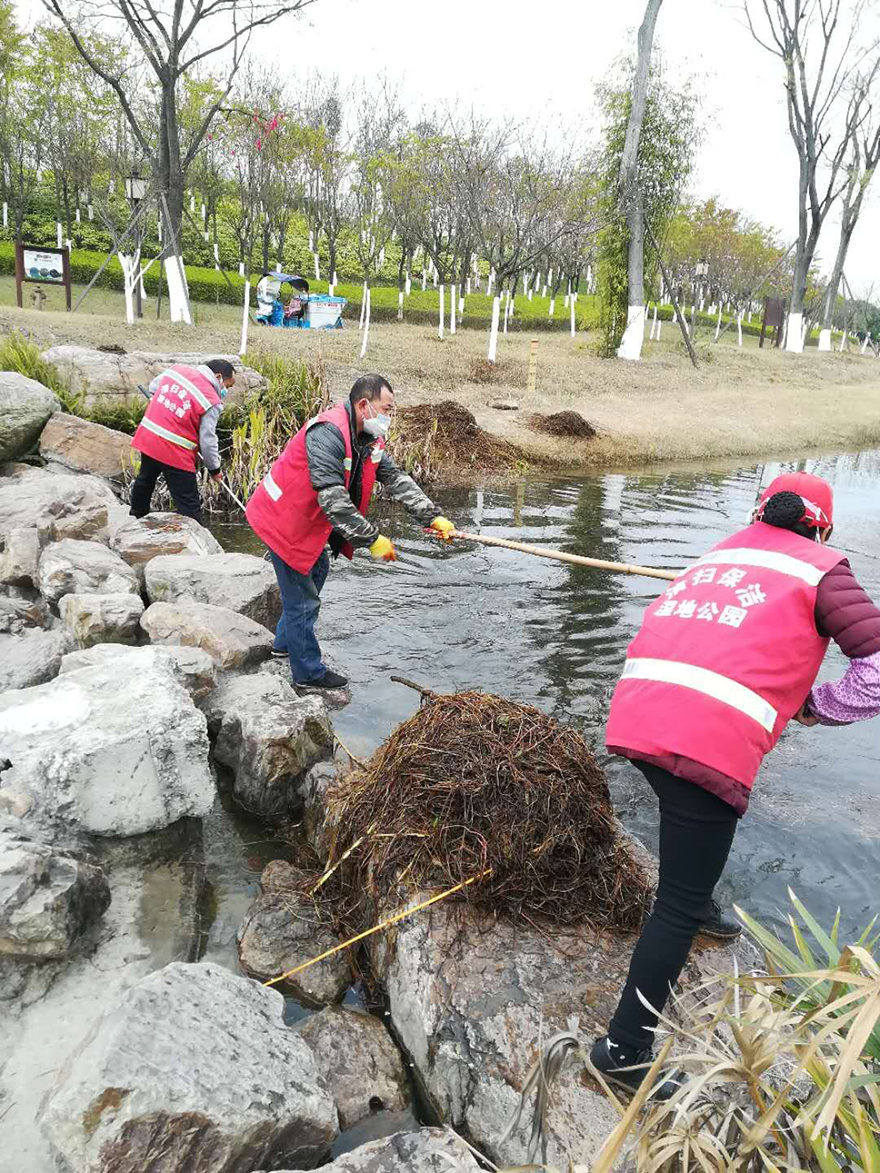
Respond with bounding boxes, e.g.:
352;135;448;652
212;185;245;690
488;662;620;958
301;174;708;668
263;869;491;989
447;530;678;581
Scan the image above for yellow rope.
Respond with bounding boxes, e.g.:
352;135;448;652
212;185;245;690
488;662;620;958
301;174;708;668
263;869;492;989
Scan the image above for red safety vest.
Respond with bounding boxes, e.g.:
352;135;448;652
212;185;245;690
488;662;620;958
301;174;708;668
605;522;844;792
246;402;383;573
131;365;222;472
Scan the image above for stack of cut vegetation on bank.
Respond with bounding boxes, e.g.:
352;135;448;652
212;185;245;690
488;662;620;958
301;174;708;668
305;685;652;936
389;400;531;482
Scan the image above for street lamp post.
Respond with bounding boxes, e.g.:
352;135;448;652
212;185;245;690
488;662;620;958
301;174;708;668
124;171;147;319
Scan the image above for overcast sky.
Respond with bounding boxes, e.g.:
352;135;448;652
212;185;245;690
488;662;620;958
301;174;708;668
16;0;880;292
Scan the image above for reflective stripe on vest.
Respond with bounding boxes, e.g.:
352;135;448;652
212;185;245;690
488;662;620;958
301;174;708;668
622;656;778;734
263;469;282;502
172;368;214;412
688;547;824;587
140;416;198;450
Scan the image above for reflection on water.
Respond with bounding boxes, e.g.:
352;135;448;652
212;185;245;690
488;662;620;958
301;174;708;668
217;450;880;936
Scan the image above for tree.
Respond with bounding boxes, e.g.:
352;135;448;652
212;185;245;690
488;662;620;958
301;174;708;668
818;68;880;348
42;0;316;318
595;63;701;356
744;0;879;352
616;0;664;361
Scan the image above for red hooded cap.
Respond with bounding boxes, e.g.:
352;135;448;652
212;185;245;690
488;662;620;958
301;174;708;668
757;472;833;528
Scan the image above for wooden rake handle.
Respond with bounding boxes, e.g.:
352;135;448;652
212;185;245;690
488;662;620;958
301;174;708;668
440;529;679;582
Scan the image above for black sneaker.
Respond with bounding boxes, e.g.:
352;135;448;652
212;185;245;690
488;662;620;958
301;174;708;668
270;649;288;660
588;1037;683;1100
698;900;743;941
296;669;349;690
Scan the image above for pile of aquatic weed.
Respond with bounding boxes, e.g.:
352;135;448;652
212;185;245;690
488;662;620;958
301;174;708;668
310;685;652;933
388;400;530;482
530;410;597;439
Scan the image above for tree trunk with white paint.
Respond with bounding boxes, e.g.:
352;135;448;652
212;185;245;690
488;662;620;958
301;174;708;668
439;284;445;339
488;296;501;362
239;280;251;356
616;0;664;362
450;284;456;334
360;288;371;358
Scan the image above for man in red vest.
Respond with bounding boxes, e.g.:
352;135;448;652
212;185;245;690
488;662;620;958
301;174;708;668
246;374;454;690
129;358;236;527
590;471;880;1097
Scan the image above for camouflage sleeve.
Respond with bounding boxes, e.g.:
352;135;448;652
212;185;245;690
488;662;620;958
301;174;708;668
375;451;439;527
316;486;379;548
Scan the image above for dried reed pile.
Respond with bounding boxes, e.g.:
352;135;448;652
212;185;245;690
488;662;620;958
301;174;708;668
317;685;651;932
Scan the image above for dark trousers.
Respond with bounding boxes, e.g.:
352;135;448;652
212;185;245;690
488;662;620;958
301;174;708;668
609;763;739;1051
269;549;331;683
129;453;204;526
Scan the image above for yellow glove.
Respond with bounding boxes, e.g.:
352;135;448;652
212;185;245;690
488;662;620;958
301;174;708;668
430;516;455;540
369;535;398;562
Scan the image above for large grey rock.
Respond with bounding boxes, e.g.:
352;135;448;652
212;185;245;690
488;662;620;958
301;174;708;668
0;464;118;544
145;552;281;629
0;828;208;1173
301;761;339;859
370;904;635;1168
141;599;273;668
0;828;110;960
59;591;144;648
0;595;52;635
297;1008;412;1130
0;628;75;691
110;512;222;578
237;891;351;1005
0;372;59;461
39;961;338;1172
0;648;215;836
60;643;217;702
38;411;132;481
0;526;41;587
38;539;139;604
253;1129;482;1173
204;671;332;818
40;346;265;407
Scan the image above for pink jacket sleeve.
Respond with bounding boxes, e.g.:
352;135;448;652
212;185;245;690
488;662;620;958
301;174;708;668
808;562;880;724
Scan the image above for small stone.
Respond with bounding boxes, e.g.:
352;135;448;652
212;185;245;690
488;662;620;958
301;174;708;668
296;1007;412;1130
59;592;145;648
38;539;139;604
0;526;42;587
237;891;351;1005
38;411;132;482
145;552;281;629
260;860;309;894
0;828;110;960
0;788;33;818
141;600;273;669
0;372;59;462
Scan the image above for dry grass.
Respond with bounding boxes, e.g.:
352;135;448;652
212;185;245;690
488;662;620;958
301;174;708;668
301;684;652;936
5;282;880;475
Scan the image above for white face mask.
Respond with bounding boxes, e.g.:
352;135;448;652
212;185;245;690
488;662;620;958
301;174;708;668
363;403;391;439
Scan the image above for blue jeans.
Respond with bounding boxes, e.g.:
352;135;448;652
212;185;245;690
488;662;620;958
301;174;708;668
269;549;330;683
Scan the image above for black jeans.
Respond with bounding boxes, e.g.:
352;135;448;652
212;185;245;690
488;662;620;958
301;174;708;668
129;453;204;526
609;763;739;1051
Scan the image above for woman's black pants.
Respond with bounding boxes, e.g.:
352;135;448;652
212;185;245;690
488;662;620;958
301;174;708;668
608;762;739;1051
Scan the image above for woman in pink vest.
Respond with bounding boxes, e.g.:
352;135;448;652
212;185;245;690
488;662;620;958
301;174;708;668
591;471;880;1097
130;359;236;527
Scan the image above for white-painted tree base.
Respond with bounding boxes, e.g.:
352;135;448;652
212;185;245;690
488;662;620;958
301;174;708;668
487;296;501;363
164;256;192;324
239;280;251;356
785;312;805;354
359;289;371;358
617;304;646;361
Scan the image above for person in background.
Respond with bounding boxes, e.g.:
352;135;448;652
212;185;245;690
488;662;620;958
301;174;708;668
246;373;455;691
129;358;236;528
593;471;880;1097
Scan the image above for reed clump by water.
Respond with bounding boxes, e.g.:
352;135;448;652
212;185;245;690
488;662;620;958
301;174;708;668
312;685;652;933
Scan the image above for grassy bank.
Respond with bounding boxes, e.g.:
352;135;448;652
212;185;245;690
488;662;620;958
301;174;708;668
4;292;879;480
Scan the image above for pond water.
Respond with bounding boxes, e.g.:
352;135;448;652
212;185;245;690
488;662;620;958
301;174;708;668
215;450;880;939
